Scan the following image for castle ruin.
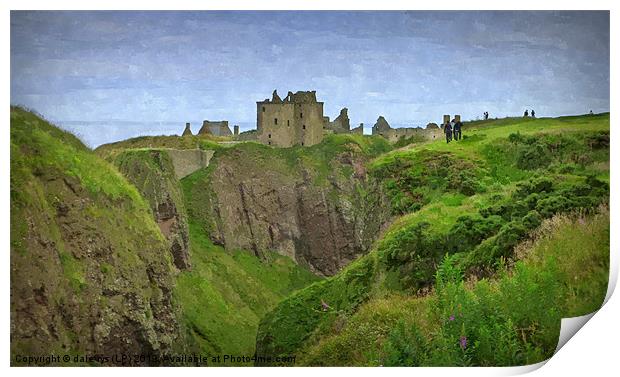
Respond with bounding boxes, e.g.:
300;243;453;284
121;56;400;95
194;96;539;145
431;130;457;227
198;120;232;137
257;90;325;147
371;116;444;142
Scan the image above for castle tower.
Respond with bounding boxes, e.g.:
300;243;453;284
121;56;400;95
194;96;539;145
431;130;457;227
234;125;239;136
257;90;325;147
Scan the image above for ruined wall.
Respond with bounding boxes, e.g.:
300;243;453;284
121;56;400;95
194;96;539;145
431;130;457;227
382;127;444;143
372;116;443;143
326;108;351;134
166;149;214;179
295;101;324;146
350;123;364;135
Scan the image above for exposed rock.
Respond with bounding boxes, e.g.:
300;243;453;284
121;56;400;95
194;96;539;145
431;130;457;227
115;149;191;270
10;108;180;364
185;144;391;276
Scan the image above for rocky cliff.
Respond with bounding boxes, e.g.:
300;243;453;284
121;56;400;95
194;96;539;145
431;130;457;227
183;136;393;276
114;149;191;270
10;108;180;365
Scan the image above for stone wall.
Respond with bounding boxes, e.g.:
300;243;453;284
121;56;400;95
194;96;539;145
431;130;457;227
166;148;215;179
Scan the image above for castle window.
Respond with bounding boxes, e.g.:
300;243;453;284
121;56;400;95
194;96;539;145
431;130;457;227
300;112;303;119
262;106;265;112
301;142;304;146
302;125;306;130
268;133;271;138
287;120;290;126
274;118;278;125
268;141;271;145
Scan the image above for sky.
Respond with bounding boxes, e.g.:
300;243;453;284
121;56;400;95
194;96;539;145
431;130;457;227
10;11;610;146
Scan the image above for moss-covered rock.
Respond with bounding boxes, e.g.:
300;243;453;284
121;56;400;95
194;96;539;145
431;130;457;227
10;107;181;364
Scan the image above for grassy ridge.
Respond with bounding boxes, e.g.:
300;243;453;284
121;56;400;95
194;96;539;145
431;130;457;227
10;107;179;360
255;113;610;365
299;209;609;366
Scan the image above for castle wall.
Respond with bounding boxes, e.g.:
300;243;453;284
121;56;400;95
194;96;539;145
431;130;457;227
257;102;296;147
383;127;443;143
295;102;324;146
166;148;215;179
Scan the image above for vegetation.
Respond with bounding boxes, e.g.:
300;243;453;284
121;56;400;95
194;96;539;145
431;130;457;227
256;113;610;366
299;209;609;366
174;221;320;362
11;107;610;366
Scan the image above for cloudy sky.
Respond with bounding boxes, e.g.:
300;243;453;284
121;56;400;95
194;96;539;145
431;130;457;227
11;11;610;145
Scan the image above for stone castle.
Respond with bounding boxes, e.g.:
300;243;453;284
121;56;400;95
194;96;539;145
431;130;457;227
182;89;459;147
257;90;325;147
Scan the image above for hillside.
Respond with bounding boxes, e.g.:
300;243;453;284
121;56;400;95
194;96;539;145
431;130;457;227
10;107;181;364
255;113;610;365
10;108;610;366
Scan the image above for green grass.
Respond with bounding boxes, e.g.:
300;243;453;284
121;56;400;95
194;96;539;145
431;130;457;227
297;209;609;366
174;221;320;362
256;113;610;365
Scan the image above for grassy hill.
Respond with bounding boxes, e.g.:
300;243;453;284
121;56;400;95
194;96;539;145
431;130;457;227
10;108;610;366
10;106;180;363
255;113;610;366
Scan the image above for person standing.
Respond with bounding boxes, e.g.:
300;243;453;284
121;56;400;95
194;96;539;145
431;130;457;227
444;122;453;143
531;109;536;118
453;119;462;140
524;109;529;117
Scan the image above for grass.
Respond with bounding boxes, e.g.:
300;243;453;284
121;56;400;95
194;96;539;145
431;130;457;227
256;113;610;365
297;209;609;366
174;221;320;362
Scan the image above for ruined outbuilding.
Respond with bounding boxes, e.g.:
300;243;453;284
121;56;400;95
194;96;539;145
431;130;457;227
325;108;351;134
371;116;443;142
198;120;232;137
182;122;193;136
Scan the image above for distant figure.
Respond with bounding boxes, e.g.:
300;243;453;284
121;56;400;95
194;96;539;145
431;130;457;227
524;109;529;117
531;109;536;118
444;122;453;143
590;110;594;115
484;111;489;120
453;120;463;141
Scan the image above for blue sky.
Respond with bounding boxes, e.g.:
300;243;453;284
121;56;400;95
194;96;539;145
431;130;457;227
11;11;610;144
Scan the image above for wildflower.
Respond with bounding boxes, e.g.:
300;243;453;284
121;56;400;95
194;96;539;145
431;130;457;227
449;314;455;321
321;299;330;311
459;336;468;350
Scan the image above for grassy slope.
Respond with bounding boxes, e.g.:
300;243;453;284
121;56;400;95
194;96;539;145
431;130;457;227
175;133;391;361
10;107;178;360
299;209;609;366
255;113;609;365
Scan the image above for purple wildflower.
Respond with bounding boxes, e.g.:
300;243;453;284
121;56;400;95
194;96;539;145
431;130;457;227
449;315;455;321
459;336;468;350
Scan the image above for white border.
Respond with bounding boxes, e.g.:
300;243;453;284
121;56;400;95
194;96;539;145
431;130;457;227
3;1;617;376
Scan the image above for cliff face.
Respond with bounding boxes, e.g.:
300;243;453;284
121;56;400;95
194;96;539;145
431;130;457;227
114;150;191;270
183;137;392;276
10;108;180;364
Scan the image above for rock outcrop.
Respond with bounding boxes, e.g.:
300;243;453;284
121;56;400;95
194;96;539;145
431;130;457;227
115;149;191;270
184;141;392;276
10;107;180;364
